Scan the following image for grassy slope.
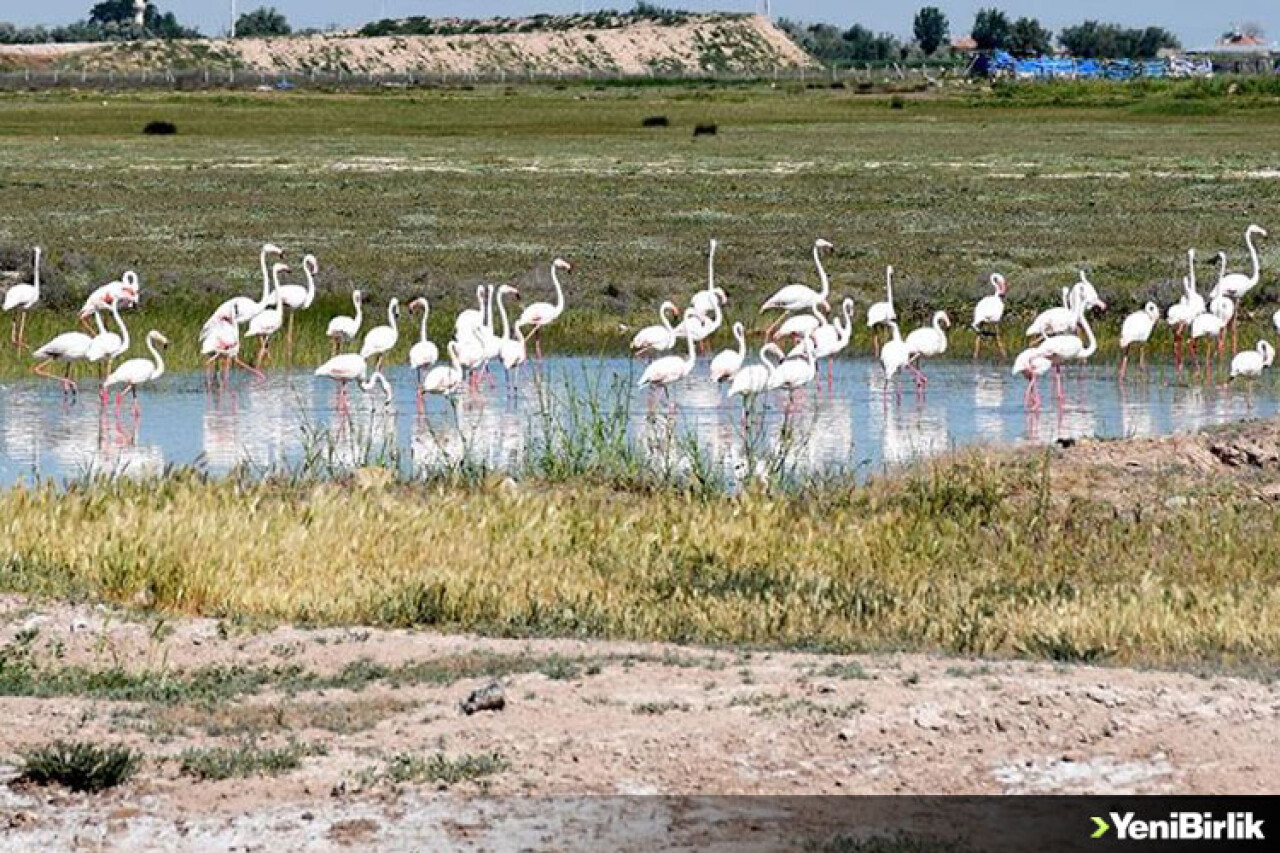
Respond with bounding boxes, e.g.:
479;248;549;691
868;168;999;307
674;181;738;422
0;83;1278;374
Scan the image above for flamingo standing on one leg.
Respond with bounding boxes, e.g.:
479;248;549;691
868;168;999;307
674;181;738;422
4;246;41;351
903;311;950;390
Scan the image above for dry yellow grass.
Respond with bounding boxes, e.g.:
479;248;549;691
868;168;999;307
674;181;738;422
4;443;1280;668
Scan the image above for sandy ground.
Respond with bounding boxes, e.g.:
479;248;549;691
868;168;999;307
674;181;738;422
0;16;813;76
0;591;1277;849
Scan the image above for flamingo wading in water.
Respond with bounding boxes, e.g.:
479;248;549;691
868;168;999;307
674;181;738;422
760;239;833;337
971;273;1008;359
4;246;41;351
516;258;571;360
104;331;169;416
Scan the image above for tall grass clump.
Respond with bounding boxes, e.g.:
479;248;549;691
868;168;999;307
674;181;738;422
19;741;142;793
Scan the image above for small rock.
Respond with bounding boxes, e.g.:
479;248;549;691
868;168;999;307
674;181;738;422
462;681;506;715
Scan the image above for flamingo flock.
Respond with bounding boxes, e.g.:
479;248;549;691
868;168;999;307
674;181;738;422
2;223;1274;421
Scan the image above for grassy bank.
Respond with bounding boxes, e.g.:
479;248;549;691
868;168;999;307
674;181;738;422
1;85;1279;375
3;433;1279;669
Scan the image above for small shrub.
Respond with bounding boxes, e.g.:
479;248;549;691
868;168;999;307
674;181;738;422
19;741;141;793
143;121;178;136
383;751;508;786
178;740;326;781
693;123;717;137
889;95;905;110
641;115;670;128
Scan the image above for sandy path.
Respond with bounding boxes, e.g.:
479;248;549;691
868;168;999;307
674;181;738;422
0;595;1276;848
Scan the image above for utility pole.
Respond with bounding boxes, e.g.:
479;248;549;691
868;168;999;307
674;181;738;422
230;0;237;38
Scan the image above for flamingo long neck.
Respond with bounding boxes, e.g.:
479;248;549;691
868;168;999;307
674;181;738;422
449;342;461;371
270;266;284;316
259;248;272;302
760;345;779;374
147;336;165;379
683;319;696;367
885;267;894;304
813;244;830;300
1079;311;1097;359
484;285;496;332
734;324;745;358
1246;229;1261;285
93;309;108;336
933;312;946;332
1187;250;1197;296
992;277;1002;297
839;303;855;341
660;303;676;332
550;264;565;313
419;302;431;343
32;249;40;296
387;301;398;329
497;291;512;342
889;322;902;343
303;261;316;304
112;302;129;352
353;294;363;328
706;241;717;294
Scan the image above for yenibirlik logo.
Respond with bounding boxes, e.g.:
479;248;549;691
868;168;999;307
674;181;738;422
1091;812;1265;841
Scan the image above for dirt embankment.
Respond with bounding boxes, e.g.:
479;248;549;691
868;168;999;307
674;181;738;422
0;15;815;76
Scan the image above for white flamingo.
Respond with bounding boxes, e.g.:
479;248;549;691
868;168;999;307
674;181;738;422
79;271;139;329
728;343;783;399
516;258;571;359
201;305;262;385
689;239;726;319
103;331;169;416
496;285;527;381
1230;340;1275;380
1118;302;1160;381
246;262;289;368
32;325;93;393
421;341;464;397
1038;300;1098;406
1211;225;1267;353
903;310;950;387
760;239;833;335
773;304;826;342
86;297;130;386
866;265;896;356
710;321;747;384
202;243;283;335
971;273;1008;358
454;285;487;341
789;297;855;387
1011;345;1053;411
408;298;440;381
1026;273;1105;338
360;298;400;373
630;301;679;356
672;293;722;352
1189;295;1235;381
276;253;317;350
638;309;698;396
879;320;911;400
314;352;368;410
4;246;41;351
327;289;363;354
767;336;818;402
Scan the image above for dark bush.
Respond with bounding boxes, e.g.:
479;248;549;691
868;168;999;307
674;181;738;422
693;123;717;137
19;741;141;793
143;120;178;135
889;95;905;110
641;115;670;127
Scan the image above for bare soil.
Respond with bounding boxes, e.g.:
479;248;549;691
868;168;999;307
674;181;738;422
0;591;1276;849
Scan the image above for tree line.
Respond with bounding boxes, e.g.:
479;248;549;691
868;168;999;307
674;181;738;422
780;6;1182;66
0;2;293;43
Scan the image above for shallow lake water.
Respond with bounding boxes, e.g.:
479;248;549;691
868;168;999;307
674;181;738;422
0;356;1276;487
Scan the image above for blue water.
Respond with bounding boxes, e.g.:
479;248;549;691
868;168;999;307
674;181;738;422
0;357;1276;487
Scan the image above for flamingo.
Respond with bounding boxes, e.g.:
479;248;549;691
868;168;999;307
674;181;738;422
421;341;464;397
1211;225;1266;354
454;285;488;341
79;271;139;329
773;304;826;343
360;297;400;373
710;321;747;384
202;243;283;335
728;343;783;399
638;309;698;396
789;297;855;387
1230;340;1275;381
327;289;363;355
246;262;288;369
276;253;317;351
1118;302;1160;381
31;325;93;393
201;305;262;386
689;239;726;319
971;273;1008;358
4;246;41;351
760;239;832;336
1189;295;1234;382
1037;300;1097;406
408;298;440;384
672;293;722;353
866;265;896;356
1026;273;1105;339
479;285;519;383
361;370;394;410
767;335;818;407
1167;250;1206;371
86;296;130;389
1012;346;1053;411
630;301;680;356
314;351;368;410
903;310;950;387
495;285;527;382
516;258;571;359
1273;307;1280;337
879;320;911;401
103;331;169;416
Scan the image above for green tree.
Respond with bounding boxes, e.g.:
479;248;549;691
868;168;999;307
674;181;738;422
1008;16;1052;57
235;6;292;38
1059;20;1179;59
971;7;1011;51
88;2;199;38
912;6;949;56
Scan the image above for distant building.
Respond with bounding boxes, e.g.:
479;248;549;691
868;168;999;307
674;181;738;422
951;35;977;53
1185;30;1278;74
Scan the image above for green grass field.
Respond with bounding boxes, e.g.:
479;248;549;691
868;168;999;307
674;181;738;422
1;82;1279;374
